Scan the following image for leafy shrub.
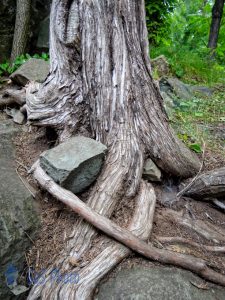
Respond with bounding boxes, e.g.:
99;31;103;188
0;52;49;77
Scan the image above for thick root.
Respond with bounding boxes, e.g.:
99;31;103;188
160;209;225;244
28;181;156;299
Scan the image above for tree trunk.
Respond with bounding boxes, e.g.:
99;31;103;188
26;0;201;298
208;0;225;50
10;0;31;63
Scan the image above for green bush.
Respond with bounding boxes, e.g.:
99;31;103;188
0;52;49;77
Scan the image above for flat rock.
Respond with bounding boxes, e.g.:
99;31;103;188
143;159;161;182
40;136;107;194
0;120;40;299
96;267;225;300
10;58;49;86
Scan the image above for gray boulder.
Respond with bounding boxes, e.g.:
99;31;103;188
160;77;193;101
0;120;40;299
96;267;225;300
40;136;107;194
143;159;161;182
10;58;49;86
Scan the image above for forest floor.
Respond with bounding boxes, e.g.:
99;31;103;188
10;86;225;290
0;79;224;293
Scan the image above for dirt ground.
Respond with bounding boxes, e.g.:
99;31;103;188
9;118;225;285
0;85;223;293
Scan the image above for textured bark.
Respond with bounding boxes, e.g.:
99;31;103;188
26;0;200;177
10;0;31;63
26;1;202;298
208;0;225;50
184;167;225;200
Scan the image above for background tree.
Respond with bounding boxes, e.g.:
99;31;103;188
208;0;225;50
10;0;31;63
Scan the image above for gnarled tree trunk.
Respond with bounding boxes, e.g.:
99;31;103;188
26;0;201;298
10;0;31;63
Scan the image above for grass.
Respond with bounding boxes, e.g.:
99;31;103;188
170;91;225;154
150;45;225;86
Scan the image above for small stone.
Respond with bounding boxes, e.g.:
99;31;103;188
143;159;161;182
40;136;107;194
10;58;49;86
13;110;25;124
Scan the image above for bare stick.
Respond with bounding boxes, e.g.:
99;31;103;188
32;161;225;287
28;181;156;299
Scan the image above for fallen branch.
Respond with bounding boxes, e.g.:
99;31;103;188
182;167;225;200
32;161;225;287
28;181;156;299
160;209;225;244
156;236;225;254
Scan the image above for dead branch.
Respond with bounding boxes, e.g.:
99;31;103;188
28;181;156;299
183;167;225;200
32;161;225;287
156;236;225;254
160;209;225;244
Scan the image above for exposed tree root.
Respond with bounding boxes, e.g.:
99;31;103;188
0;88;26;108
28;180;156;299
160;209;225;244
30;162;225;289
156;236;225;254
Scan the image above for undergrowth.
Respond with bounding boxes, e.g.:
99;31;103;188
151;46;225;86
0;52;49;77
170;91;225;154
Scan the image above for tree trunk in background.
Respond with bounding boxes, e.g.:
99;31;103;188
10;0;31;63
208;0;225;50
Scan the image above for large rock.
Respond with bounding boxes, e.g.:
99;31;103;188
10;58;49;86
40;136;107;194
160;77;193;100
96;267;225;300
0;120;40;299
151;55;170;78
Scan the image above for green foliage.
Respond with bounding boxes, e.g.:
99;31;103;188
148;0;225;85
172;91;225;153
0;52;49;77
145;0;177;44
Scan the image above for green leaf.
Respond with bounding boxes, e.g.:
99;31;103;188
194;112;203;117
189;143;202;153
